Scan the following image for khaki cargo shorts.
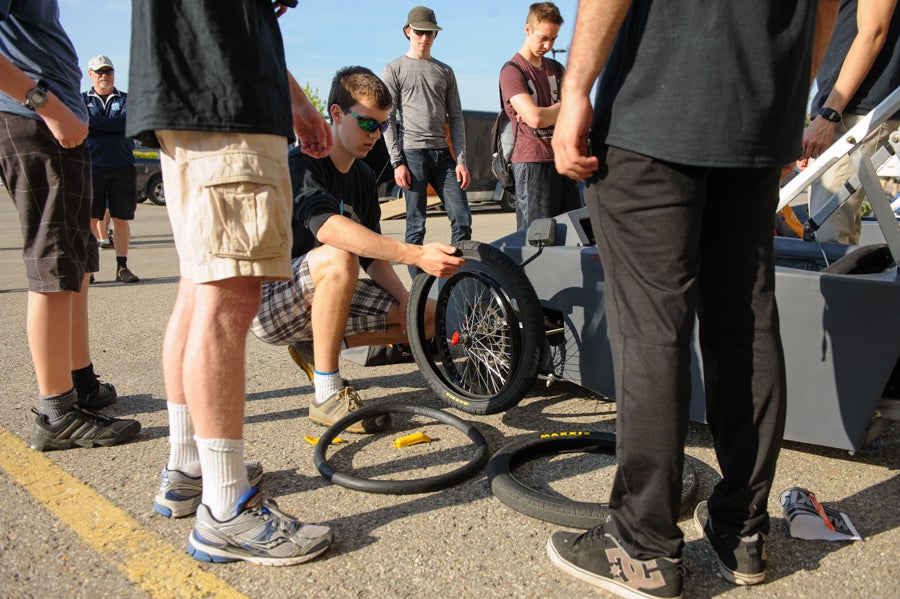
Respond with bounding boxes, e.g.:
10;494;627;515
157;130;292;283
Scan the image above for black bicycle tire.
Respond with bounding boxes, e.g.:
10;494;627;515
313;403;488;494
407;240;544;415
487;432;699;529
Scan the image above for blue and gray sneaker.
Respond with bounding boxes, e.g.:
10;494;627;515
153;462;263;519
188;487;333;566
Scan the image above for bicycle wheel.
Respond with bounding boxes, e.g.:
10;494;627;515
407;240;544;415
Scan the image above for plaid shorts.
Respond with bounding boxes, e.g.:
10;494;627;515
250;252;395;345
0;113;99;292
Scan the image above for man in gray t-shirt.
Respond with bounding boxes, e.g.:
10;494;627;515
382;6;472;278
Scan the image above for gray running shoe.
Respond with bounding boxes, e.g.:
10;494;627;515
308;386;390;434
153;461;264;519
29;407;140;452
75;381;117;411
188;488;332;566
547;524;686;599
694;500;767;585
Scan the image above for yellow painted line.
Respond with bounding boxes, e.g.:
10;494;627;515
0;427;246;599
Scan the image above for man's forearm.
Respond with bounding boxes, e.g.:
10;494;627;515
811;0;841;83
821;0;895;111
316;215;419;266
561;0;634;98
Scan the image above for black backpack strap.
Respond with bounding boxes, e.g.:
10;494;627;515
499;60;527;144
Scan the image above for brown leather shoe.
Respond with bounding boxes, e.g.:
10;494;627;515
115;267;140;283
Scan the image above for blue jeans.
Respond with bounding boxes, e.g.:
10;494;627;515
403;148;472;277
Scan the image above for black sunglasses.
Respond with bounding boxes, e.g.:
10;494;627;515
411;29;436;38
94;68;114;75
345;109;389;134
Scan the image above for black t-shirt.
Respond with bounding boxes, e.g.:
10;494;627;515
591;0;817;168
289;147;381;272
126;0;291;145
812;0;900;116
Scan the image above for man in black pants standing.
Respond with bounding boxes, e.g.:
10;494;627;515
546;1;839;598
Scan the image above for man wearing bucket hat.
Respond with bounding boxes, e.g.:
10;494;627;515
383;6;473;279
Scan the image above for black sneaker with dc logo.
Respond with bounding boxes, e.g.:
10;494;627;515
547;524;686;599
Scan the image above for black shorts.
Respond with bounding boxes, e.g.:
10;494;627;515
91;164;137;220
0;114;99;291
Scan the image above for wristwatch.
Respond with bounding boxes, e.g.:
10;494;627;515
23;79;49;111
391;159;405;168
817;106;841;123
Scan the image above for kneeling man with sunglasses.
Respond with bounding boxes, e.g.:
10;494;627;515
252;66;464;434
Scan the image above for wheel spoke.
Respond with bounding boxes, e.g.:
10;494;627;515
440;276;515;395
408;242;543;414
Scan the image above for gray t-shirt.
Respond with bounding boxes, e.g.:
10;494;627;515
382;55;467;166
0;0;87;122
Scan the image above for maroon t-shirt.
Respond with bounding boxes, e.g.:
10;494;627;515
499;53;563;164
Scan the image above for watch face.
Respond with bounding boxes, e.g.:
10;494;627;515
25;87;48;110
818;107;841;123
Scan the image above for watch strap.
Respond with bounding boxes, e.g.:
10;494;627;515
817;106;841;123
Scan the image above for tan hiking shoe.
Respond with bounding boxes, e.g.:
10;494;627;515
308;386;390;434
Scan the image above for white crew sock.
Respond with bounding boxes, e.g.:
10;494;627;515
313;370;343;405
195;436;250;521
166;402;200;476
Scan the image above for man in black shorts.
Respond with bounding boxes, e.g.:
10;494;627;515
83;55;139;283
0;1;140;451
251;66;464;433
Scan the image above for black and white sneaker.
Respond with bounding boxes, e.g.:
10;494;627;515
694;500;767;585
547;524;686;599
29;407;140;452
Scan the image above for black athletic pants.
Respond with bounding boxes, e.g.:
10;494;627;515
585;145;787;559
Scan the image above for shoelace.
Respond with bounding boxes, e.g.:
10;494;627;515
573;525;610;548
253;497;301;534
337;387;363;412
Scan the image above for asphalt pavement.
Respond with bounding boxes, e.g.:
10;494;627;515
0;188;897;599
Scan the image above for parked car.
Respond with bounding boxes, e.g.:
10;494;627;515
134;142;165;206
361;109;515;212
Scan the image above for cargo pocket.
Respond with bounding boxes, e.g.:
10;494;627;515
188;151;290;261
